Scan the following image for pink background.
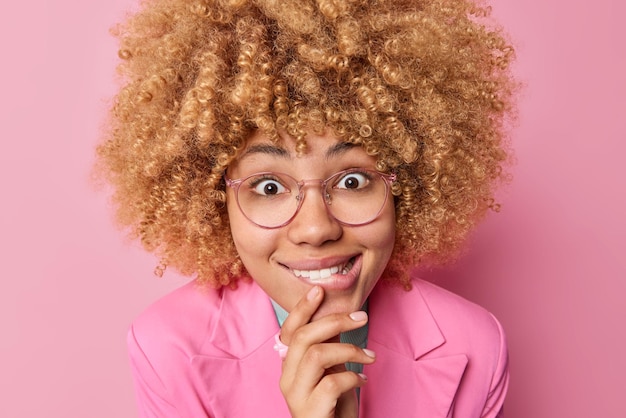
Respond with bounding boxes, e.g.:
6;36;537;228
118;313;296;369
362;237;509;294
1;0;624;416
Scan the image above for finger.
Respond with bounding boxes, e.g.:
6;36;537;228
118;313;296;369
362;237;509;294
279;286;324;346
290;310;369;352
281;310;369;381
285;343;375;400
283;370;367;417
301;343;376;375
309;371;368;410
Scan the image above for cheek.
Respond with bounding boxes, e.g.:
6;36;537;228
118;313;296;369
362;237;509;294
372;202;396;250
353;203;396;282
227;201;276;267
368;205;397;272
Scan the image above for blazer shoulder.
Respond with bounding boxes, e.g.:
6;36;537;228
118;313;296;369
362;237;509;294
413;278;503;336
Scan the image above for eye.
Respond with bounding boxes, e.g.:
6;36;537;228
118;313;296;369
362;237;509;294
335;171;370;190
249;177;288;196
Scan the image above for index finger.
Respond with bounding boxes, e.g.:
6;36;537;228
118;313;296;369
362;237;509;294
279;286;324;346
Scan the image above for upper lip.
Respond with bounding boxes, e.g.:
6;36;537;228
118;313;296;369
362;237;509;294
279;254;358;271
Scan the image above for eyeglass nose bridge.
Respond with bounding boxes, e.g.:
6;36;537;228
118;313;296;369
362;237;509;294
294;178;334;207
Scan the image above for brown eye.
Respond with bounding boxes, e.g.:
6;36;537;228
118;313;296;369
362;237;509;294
247;173;289;197
336;172;369;190
252;179;286;196
263;182;278;195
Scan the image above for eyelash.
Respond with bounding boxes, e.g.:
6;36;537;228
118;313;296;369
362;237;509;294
247;174;282;188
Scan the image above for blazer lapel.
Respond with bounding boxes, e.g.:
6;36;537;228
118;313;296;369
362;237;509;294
360;282;468;418
205;279;279;358
189;280;290;417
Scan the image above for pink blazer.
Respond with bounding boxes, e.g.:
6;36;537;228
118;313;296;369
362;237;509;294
128;277;508;417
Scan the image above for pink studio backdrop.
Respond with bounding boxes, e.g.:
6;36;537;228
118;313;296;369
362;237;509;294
0;0;624;417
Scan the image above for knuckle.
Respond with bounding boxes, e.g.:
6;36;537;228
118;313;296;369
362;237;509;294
291;328;308;346
351;344;363;356
319;375;342;395
345;344;360;359
304;344;324;363
328;315;344;329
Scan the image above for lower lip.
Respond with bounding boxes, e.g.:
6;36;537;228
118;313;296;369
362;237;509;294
295;255;362;291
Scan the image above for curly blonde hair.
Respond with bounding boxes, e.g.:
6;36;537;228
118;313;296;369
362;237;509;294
96;0;516;288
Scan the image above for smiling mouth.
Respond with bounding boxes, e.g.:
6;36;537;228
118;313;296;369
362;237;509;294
291;257;356;282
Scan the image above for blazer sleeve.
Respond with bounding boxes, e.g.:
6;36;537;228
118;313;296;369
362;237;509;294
127;325;181;418
481;313;510;418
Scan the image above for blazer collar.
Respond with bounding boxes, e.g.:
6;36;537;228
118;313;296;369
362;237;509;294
368;281;445;360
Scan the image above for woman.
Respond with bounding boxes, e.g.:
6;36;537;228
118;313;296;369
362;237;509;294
97;0;516;416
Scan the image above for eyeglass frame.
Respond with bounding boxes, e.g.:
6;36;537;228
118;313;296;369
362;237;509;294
224;168;397;229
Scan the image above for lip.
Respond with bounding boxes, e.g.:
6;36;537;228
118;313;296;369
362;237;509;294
282;254;363;291
282;254;357;271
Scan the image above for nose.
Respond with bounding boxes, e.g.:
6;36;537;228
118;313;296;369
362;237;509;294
286;184;343;246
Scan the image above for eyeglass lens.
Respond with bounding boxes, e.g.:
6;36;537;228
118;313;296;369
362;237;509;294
234;169;391;228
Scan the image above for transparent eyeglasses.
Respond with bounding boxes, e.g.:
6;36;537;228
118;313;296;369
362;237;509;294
225;168;396;229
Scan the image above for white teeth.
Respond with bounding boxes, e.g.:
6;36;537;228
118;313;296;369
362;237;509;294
292;260;353;280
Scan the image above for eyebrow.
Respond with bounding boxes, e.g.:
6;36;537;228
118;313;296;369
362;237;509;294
239;141;358;161
324;141;358;159
240;144;290;159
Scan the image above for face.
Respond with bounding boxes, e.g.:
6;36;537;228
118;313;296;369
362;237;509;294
226;129;396;320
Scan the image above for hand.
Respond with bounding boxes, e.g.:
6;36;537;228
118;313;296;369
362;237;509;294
278;286;376;418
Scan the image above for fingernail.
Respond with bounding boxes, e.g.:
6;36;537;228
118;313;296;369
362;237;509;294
363;348;376;358
358;373;368;381
307;286;320;301
349;311;368;321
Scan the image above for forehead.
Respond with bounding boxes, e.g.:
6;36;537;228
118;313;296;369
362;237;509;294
235;130;360;163
227;130;378;179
